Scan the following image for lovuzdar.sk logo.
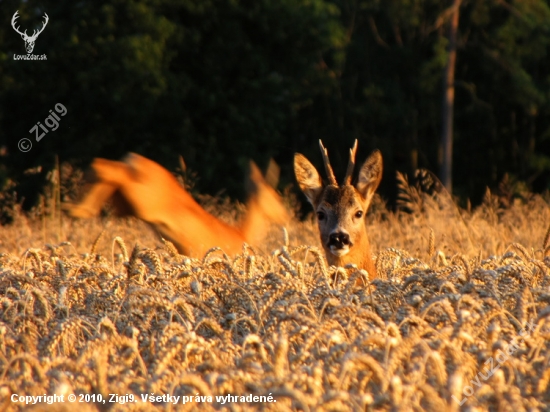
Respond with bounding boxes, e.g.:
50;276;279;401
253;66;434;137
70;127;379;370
11;11;48;61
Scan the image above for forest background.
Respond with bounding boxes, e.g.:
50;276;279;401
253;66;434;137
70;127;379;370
1;0;550;212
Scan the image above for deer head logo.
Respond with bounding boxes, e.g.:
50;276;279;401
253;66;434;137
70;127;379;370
11;11;49;54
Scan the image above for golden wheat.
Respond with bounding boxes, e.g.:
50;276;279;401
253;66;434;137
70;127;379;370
1;187;550;410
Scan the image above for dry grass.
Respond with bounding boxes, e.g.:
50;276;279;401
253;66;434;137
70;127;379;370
0;180;550;411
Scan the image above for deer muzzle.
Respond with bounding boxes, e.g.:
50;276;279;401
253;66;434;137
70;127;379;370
327;231;353;257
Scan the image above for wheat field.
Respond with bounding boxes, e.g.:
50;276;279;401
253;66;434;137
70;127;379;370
0;175;550;411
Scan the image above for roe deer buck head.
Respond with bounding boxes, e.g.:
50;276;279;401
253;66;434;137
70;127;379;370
11;11;49;54
294;140;383;280
64;153;289;258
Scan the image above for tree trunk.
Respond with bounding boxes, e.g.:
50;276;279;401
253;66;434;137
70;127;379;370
440;0;461;193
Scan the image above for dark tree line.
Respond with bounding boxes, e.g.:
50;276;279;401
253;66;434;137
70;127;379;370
1;0;550;209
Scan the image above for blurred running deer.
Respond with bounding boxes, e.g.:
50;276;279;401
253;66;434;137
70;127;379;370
65;153;289;257
294;140;383;280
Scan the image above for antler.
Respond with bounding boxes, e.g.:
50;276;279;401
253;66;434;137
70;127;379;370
11;11;26;37
33;13;50;37
29;13;49;40
343;139;358;185
11;11;48;40
318;140;338;186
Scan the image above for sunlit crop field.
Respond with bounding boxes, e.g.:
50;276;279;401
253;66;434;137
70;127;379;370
1;181;550;411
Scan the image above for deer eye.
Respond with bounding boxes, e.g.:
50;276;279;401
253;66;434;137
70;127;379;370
354;210;363;219
317;211;326;221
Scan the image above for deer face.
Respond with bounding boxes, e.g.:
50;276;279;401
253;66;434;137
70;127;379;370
315;185;368;257
22;36;38;54
294;140;383;276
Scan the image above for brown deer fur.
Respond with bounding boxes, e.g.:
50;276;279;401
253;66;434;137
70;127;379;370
65;153;289;258
294;141;383;282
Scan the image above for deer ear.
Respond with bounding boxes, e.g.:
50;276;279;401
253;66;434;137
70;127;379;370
123;153;151;182
356;150;383;207
294;153;323;206
247;160;266;195
264;159;280;188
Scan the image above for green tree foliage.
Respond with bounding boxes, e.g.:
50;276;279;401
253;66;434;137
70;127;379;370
0;0;345;200
300;0;550;202
1;0;549;208
454;0;550;198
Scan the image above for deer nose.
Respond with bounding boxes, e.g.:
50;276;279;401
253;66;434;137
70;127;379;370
328;231;352;248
